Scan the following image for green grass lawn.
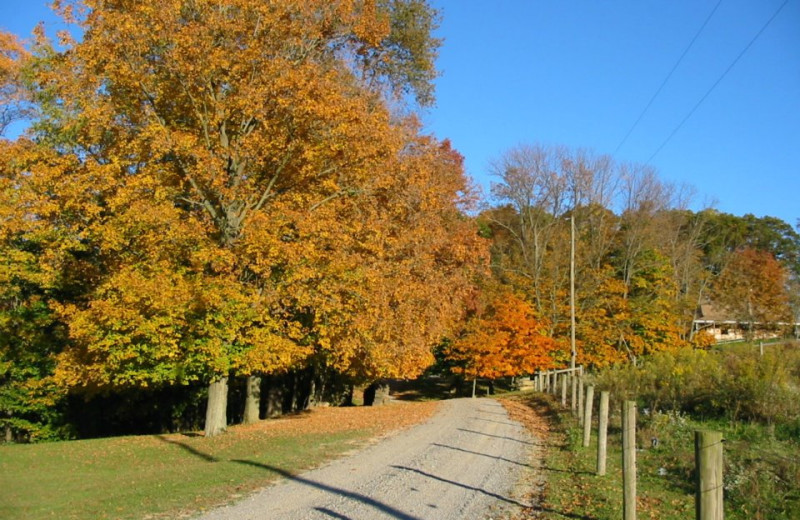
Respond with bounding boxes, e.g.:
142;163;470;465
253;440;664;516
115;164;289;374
0;430;365;519
0;401;438;520
525;394;800;520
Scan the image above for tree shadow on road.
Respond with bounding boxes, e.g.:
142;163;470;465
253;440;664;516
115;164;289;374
477;410;509;416
390;465;529;508
457;428;537;445
471;416;519;426
314;506;353;519
431;442;533;468
231;459;422;520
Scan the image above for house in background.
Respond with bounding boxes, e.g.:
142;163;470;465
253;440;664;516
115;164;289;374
693;302;800;342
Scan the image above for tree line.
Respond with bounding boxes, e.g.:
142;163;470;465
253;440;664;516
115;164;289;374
1;1;797;442
465;144;797;376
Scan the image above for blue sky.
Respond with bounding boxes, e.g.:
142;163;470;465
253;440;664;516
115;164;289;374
2;0;798;226
424;0;799;226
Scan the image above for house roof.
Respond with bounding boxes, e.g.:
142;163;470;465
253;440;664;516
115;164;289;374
695;301;800;326
697;303;734;322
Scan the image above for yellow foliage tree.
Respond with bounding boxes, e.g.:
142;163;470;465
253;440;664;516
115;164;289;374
6;0;483;436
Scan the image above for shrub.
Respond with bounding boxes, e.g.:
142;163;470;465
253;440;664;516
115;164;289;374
593;344;800;427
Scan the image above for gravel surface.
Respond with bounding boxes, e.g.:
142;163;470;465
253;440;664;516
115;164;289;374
196;397;534;520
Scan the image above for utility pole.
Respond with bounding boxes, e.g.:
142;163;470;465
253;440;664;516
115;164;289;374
570;214;576;370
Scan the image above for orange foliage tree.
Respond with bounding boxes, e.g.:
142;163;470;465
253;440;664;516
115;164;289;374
446;288;557;383
4;0;485;436
712;248;792;338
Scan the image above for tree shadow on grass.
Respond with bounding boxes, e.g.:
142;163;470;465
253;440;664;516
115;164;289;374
528;505;597;519
231;459;421;520
540;465;595;476
155;435;218;462
533;395;566;428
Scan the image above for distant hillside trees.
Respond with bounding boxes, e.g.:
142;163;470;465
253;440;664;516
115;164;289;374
480;143;798;366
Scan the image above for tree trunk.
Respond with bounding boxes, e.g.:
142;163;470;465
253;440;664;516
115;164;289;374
317;371;328;405
243;375;261;424
363;383;377;406
265;377;284;418
290;372;300;411
304;376;316;410
204;377;228;437
363;382;390;406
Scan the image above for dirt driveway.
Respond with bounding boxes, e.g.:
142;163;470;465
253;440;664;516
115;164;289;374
196;397;535;519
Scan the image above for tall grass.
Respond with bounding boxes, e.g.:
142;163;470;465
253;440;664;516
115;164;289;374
593;343;800;430
590;343;800;518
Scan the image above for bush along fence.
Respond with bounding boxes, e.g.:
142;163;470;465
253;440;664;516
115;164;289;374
528;368;725;520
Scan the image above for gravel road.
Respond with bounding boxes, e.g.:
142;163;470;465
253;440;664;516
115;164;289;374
196;397;534;520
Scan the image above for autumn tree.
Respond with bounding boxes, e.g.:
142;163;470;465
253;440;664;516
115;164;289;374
485;143;712;367
574;265;630;367
0;32;32;136
712;248;792;339
0;139;70;441
1;0;487;438
488;144;572;321
445;287;557;386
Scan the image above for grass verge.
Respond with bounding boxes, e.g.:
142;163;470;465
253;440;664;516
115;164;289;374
503;393;800;520
0;400;439;520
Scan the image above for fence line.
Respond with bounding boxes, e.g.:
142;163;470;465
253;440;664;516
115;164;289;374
526;369;726;519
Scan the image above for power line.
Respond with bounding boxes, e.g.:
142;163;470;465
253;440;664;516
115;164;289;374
646;0;791;164
613;0;724;156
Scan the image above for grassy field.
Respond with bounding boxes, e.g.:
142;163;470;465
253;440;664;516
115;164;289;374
510;394;800;520
0;401;438;520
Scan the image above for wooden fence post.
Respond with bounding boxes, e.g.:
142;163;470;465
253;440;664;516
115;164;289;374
571;373;577;414
578;376;585;425
622;400;637;520
582;385;595;447
597;390;609;476
561;373;568;406
695;430;724;520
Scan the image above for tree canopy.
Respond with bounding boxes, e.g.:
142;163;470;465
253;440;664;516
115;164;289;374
1;0;487;439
